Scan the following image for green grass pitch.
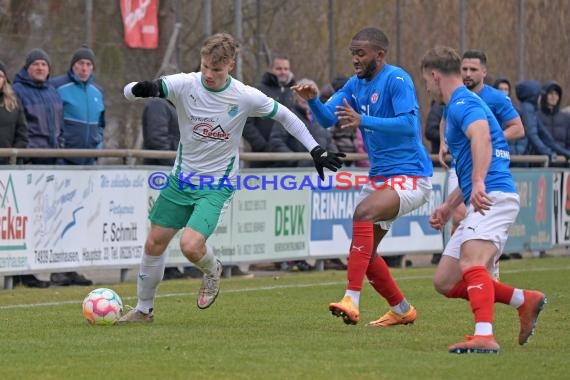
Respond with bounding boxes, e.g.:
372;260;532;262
1;256;568;380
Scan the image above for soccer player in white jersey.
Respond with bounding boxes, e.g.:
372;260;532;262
421;46;546;353
294;27;433;327
118;33;344;323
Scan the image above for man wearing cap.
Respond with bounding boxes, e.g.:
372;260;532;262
13;48;64;165
52;45;105;166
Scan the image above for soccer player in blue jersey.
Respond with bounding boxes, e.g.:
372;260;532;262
437;50;525;275
421;46;546;354
293;27;433;327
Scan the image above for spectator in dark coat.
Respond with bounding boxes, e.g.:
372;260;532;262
270;78;337;167
515;80;570;164
424;101;444;155
538;81;570;150
12;48;64;165
0;60;28;165
142;97;180;166
242;55;296;167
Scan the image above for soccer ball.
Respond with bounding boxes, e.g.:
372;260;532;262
82;288;123;325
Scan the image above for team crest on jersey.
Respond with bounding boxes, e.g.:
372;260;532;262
193;123;230;141
371;92;379;104
227;104;239;117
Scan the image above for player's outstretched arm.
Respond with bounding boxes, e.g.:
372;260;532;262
310;146;345;180
124;80;165;101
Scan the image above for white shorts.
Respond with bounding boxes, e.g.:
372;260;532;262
355;176;432;230
442;191;520;270
447;168;458;196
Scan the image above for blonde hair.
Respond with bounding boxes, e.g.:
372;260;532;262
1;81;18;113
200;33;239;66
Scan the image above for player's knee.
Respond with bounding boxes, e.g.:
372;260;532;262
180;238;203;262
433;275;451;296
144;237;166;256
352;205;375;222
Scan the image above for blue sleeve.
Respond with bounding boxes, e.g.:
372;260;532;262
360;113;416;136
458;100;488;133
496;95;520;124
307;81;356;128
307;98;337;128
390;71;419;115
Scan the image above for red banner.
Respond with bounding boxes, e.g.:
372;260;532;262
120;0;159;49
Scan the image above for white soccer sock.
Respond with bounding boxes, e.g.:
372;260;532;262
391;298;411;315
474;322;493;336
193;245;217;274
345;290;360;308
136;253;166;314
510;288;525;308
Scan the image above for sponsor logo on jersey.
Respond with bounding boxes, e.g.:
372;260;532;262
228;104;239;117
193;123;230;141
371;92;379;104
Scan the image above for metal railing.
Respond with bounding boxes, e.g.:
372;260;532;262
0;148;557;167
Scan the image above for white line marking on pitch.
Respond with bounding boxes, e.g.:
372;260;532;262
1;265;568;310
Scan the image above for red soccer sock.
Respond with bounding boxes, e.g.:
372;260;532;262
346;222;374;291
445;279;515;305
446;279;469;299
463;266;494;323
366;254;404;306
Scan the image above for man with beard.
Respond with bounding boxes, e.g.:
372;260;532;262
293;27;433;327
242;54;296;168
438;50;525;268
421;46;545;354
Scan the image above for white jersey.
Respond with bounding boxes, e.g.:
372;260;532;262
162;72;277;184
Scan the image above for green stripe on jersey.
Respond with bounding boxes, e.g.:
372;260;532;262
174;143;183;176
161;80;168;97
224;156;236;177
263;100;279;119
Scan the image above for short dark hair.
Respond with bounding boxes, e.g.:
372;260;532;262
462;50;487;66
352;27;389;51
271;54;289;66
420;46;461;75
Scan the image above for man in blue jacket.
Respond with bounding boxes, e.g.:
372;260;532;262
50;45;103;286
52;45;105;165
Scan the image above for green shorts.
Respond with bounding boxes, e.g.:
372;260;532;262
149;175;235;238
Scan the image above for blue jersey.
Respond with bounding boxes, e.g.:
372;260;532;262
308;64;432;179
477;85;519;128
445;86;516;202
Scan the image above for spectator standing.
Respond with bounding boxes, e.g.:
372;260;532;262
242;55;296;168
142;97;179;166
48;45;104;286
0;60;28;164
52;45;105;165
270;78;337;167
12;48;63;165
0;61;46;288
516;80;570;163
12;49;64;287
493;78;513;97
538;81;570;151
424;100;444;155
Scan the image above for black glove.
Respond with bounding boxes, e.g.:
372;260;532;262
132;81;160;98
310;146;345;180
